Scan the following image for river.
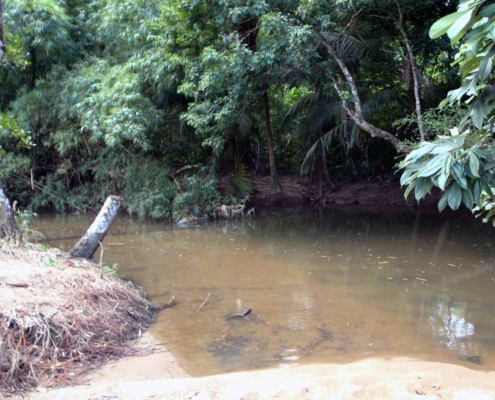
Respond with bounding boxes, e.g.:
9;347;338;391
33;207;495;376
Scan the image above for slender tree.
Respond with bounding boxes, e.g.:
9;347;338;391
396;3;425;141
0;0;5;61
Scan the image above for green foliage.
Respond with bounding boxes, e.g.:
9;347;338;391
47;60;160;151
15;209;43;241
0;0;472;221
394;104;466;140
399;129;492;212
102;263;118;275
4;0;76;79
123;159;176;219
1;27;29;68
401;0;495;224
430;0;495;129
230;164;253;202
172;168;220;221
0;112;32;149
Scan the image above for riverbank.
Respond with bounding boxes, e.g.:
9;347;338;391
249;174;440;209
31;349;495;400
0;244;155;396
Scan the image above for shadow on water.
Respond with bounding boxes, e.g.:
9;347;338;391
33;208;495;376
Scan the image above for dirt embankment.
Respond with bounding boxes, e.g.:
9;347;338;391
250;175;440;209
0;245;155;396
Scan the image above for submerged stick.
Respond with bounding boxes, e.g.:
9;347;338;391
225;308;252;320
197;293;210;311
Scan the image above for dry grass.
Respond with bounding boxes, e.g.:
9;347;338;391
0;246;156;396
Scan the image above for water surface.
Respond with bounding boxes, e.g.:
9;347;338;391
34;208;495;375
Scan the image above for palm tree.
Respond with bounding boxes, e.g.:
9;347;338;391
284;35;408;198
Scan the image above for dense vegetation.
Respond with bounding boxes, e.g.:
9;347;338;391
0;0;493;221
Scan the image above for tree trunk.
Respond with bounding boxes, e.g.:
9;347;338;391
396;3;425;141
69;196;122;259
262;91;282;191
0;183;19;242
317;32;412;154
0;0;5;61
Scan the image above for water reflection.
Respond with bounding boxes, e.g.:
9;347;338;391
34;208;495;375
429;294;475;349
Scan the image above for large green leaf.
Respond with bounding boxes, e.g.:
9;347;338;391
438;187;451;212
448;9;476;44
469;151;480;177
417;154;446;178
429;11;469;39
415;179;434;201
461;188;474;209
448;183;463;209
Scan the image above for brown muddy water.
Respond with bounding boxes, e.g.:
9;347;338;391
33;208;495;376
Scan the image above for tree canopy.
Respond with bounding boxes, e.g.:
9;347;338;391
2;0;488;221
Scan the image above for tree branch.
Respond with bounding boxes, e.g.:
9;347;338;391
340;8;363;38
318;31;412;153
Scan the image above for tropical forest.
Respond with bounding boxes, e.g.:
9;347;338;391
0;0;493;222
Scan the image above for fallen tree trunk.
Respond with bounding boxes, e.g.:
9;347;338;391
69;195;122;259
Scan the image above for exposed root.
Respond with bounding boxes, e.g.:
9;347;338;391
0;263;155;395
212;204;246;220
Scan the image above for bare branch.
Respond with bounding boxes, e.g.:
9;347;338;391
340;8;363;38
318;32;412;153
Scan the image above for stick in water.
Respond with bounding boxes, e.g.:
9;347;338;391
197;293;210;311
226;308;252;320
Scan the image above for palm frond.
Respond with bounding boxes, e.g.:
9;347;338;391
301;139;320;174
282;92;321;126
307;100;342;134
321;120;354;150
362;89;406;119
231;163;253;201
338;35;368;59
301;122;353;174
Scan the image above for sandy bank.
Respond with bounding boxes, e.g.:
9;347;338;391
30;346;495;400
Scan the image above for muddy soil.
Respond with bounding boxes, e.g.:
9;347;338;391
249;174;440;209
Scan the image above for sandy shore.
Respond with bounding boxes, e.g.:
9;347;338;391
28;333;495;400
